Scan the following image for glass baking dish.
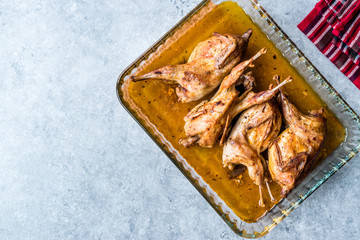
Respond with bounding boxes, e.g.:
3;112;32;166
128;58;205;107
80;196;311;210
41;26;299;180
116;0;360;238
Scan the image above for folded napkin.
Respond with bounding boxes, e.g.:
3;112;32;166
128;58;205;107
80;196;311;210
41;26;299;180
298;0;360;89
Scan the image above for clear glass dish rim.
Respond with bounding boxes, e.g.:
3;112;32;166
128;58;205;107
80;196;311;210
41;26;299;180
116;0;360;238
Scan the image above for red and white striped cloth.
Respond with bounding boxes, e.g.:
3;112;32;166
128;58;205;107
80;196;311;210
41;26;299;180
298;0;360;89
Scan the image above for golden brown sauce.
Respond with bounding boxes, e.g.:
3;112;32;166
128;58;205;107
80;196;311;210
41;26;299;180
123;1;346;222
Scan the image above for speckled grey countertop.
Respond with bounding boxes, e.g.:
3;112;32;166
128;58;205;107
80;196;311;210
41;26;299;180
0;0;359;239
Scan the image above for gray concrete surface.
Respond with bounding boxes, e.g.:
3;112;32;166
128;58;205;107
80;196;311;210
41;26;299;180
0;0;359;239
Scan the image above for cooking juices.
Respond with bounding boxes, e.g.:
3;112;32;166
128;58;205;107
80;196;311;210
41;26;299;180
122;1;345;222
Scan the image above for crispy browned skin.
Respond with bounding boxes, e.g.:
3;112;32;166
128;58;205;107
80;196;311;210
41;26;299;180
246;101;282;154
180;53;293;149
179;49;266;148
268;76;327;197
223;100;282;172
222;81;289;207
131;30;252;103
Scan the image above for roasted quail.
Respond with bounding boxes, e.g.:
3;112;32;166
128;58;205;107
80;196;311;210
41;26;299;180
131;30;252;103
222;79;291;207
268;76;327;197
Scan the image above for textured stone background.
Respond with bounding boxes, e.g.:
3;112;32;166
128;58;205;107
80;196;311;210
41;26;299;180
0;0;359;239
